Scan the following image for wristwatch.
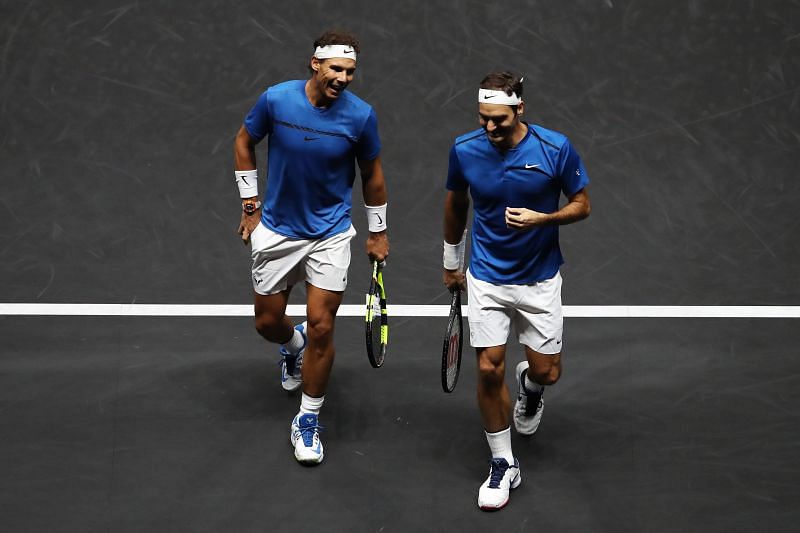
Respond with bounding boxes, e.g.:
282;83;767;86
242;200;262;215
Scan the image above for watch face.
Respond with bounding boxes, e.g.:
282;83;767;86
244;203;256;214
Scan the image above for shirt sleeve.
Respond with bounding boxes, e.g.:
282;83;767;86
243;89;272;143
356;108;382;161
445;144;469;191
556;138;589;196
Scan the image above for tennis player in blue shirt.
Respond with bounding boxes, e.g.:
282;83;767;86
443;71;591;510
233;30;390;465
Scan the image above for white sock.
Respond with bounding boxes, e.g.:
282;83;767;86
524;372;544;396
283;326;305;354
485;427;514;463
300;392;324;415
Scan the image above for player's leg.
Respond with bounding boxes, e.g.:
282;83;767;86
513;347;560;435
476;344;511;432
301;284;343;397
250;222;310;391
475;344;522;510
513;271;564;435
253;288;293;344
290;226;353;465
525;348;562;385
467;270;521;510
253;288;308;392
289;284;343;465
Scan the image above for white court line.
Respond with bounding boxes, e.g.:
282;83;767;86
1;303;799;318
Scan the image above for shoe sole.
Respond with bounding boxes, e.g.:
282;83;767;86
513;400;543;435
290;418;323;465
478;473;522;511
514;360;542;435
292;436;323;465
294;451;324;465
280;322;306;391
281;377;302;392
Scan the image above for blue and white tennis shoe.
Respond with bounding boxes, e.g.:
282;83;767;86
290;412;324;465
279;322;307;391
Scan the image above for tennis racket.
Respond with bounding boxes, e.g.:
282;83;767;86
441;230;467;393
365;260;388;368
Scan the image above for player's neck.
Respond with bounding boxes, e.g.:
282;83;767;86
305;80;333;108
509;122;528;148
495;122;529;151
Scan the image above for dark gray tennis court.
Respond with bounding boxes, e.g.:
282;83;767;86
2;1;799;531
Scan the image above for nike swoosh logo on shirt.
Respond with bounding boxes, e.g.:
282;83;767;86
525;163;541;169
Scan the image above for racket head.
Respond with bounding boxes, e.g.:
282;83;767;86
365;261;388;368
441;289;463;392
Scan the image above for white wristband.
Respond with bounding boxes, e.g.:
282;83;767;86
444;230;467;270
443;242;460;270
235;169;258;199
365;203;387;232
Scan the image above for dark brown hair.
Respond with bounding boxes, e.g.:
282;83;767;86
313;30;360;54
479;71;524;99
309;30;360;74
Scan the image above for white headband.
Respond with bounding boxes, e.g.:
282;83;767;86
478;88;521;105
314;45;357;61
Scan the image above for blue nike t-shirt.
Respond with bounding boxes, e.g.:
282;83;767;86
446;124;589;285
244;80;381;239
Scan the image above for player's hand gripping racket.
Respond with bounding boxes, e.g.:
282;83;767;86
442;231;467;393
365;260;388;368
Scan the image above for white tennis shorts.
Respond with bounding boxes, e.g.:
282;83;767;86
466;269;564;354
250;223;357;295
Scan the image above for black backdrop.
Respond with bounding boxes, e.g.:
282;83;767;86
2;0;798;306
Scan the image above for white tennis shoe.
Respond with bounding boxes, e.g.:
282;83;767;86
290;412;324;465
477;457;521;511
279;322;307;392
513;361;544;435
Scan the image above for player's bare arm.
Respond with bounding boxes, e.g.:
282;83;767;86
359;156;389;262
234;125;262;244
505;188;591;230
443;189;470;291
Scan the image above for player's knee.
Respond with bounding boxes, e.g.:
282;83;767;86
530;362;561;386
306;316;334;345
477;356;504;386
254;313;282;341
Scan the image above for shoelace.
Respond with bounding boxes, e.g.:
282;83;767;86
278;354;301;376
299;422;324;447
521;396;543;417
488;458;510;488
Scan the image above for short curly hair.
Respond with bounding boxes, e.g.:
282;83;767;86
308;30;360;74
313;30;360;54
